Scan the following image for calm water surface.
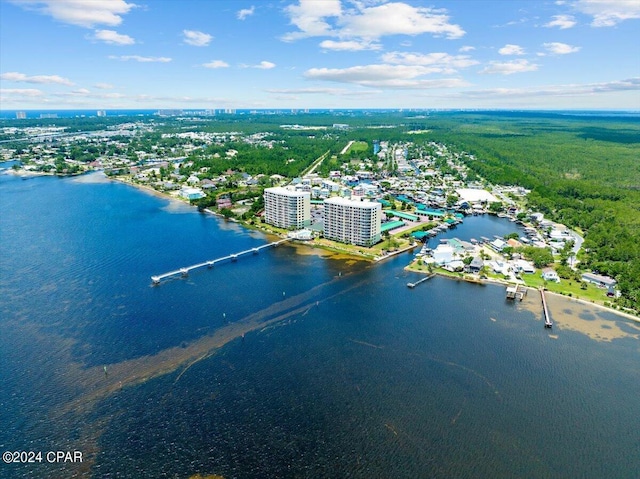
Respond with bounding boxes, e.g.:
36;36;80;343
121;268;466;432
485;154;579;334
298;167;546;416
1;172;639;478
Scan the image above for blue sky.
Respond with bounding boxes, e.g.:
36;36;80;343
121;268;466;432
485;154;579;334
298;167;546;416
1;0;639;110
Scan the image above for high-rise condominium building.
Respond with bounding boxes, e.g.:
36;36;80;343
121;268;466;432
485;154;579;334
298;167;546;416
323;197;381;247
263;187;311;229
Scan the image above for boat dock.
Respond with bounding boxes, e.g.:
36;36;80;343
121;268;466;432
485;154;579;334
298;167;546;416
506;284;527;300
539;288;553;328
407;273;435;288
151;238;289;284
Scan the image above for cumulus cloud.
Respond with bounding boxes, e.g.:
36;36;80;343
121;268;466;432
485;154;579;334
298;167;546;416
339;2;465;40
480;59;538;75
265;87;379;96
283;0;342;41
0;71;74;85
182;29;212;47
319;39;381;51
92;29;135;45
282;0;464;42
544;14;577;29
459;45;475;52
304;64;469;89
9;0;136;28
237;6;255;20
542;42;581;54
498;44;525;55
573;0;640;27
94;82;114;89
109;55;172;62
202;60;229;69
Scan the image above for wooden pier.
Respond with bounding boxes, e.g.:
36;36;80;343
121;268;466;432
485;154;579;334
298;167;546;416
506;284;527;301
407;273;435;288
539;288;553;328
151;238;289;284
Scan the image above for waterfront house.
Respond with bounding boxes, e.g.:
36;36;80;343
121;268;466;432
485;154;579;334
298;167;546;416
432;244;455;265
514;259;535;274
542;268;560;283
179;187;205;201
581;273;617;294
468;256;484;273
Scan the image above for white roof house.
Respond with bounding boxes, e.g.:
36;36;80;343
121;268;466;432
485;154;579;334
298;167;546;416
542;268;560;282
432;244;455;265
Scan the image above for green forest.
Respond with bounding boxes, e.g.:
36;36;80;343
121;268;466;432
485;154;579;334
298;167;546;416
412;112;640;309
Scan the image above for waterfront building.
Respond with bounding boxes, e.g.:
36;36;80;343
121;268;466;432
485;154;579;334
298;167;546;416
323;197;381;247
264;187;311;229
179;186;205;201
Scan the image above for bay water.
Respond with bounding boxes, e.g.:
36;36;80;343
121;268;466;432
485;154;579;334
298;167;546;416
1;171;639;478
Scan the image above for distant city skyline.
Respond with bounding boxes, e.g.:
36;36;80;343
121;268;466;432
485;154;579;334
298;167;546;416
1;0;639;110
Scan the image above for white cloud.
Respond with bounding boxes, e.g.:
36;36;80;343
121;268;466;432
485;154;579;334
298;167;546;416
461;77;640;98
572;0;640;27
0;71;74;85
282;0;342;41
544;14;577;29
202;60;229;69
10;0;136;28
459;45;476;52
237;6;255;20
319;40;381;51
498;44;525;55
480;59;539;75
182;29;212;47
282;1;464;41
381;51;478;72
109;55;172;62
339;2;465;40
304;64;469;89
265;87;379;96
238;61;276;69
94;82;114;89
92;29;135;45
542;42;581;54
0;88;44;97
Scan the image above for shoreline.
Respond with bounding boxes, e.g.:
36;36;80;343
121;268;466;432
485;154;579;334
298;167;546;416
405;263;640;322
81;174;640;322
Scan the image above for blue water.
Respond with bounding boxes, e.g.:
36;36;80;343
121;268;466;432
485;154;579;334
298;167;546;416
1;172;639;478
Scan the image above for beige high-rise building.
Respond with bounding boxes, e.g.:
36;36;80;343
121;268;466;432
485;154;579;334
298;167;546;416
263;187;310;229
323;197;381;247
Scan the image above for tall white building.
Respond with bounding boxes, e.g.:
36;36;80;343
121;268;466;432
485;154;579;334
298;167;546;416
264;187;310;229
323;197;381;247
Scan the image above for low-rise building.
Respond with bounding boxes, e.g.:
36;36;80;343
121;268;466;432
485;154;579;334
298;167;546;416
581;272;617;293
542;268;560;283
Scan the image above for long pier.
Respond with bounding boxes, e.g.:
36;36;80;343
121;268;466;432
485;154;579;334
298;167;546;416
151;238;289;284
539;288;553;328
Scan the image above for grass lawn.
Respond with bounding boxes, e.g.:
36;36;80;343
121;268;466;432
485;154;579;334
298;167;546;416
345;141;369;154
518;272;610;304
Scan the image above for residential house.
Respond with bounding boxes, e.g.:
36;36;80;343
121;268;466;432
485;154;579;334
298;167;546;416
581;273;617;294
542;268;560;283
